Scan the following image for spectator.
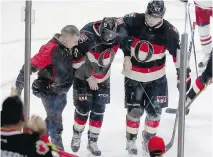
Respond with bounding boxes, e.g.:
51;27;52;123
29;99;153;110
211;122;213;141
148;136;165;157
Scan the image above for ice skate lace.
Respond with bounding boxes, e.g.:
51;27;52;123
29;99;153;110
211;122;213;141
90;141;100;151
128;140;137;150
72;134;81;146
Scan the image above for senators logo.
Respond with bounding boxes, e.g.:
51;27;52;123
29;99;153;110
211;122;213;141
97;48;115;67
36;140;49;155
134;40;154;63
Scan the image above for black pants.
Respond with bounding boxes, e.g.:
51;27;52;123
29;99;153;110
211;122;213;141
72;78;110;141
124;76;168;141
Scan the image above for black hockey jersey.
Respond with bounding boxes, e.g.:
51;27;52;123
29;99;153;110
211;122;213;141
73;20;122;83
119;13;181;82
1;130;59;157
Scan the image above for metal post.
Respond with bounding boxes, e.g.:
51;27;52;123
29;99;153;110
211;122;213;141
177;2;188;157
24;0;32;119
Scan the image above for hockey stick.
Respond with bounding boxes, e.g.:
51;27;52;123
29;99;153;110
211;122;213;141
165;110;179;152
188;3;199;77
165;81;211;114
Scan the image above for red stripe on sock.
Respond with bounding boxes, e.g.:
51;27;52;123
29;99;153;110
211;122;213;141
74;116;87;125
89;120;102;128
126;120;140;128
145;120;160;128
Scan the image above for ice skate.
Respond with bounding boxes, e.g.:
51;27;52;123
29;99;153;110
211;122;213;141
71;128;83;152
126;139;138;157
87;140;101;156
142;131;150;157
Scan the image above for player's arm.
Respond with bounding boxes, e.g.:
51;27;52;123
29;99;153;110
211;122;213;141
166;25;191;92
118;13;138;57
14;44;54;96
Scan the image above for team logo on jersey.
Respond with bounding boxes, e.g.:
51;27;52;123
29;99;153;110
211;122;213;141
79;33;89;43
97;48;115;67
36;140;49;155
156;96;167;103
172;26;178;34
134;40;154;62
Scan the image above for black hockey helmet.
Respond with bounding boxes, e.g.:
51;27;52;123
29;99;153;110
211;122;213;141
99;17;118;44
145;0;166;18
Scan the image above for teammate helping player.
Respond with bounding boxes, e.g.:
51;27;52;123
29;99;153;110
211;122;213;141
118;0;191;156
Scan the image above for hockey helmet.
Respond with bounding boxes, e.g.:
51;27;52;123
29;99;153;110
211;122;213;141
145;0;166;27
99;17;118;43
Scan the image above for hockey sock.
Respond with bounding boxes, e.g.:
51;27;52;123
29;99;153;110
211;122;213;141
73;108;89;132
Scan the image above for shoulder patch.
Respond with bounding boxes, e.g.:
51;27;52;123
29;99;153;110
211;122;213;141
36;140;49;155
79;33;89;43
115;18;124;25
124;12;136;18
172;26;178;34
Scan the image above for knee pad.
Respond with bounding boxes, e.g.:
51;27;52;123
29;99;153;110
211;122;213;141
127;107;144;121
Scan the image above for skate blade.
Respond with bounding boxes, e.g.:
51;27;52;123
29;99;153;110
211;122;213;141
87;151;101;157
142;141;150;157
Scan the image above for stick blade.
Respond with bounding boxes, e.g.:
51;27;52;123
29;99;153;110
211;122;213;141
165;108;178;114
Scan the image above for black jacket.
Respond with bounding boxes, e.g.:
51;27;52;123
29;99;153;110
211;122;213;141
15;34;79;96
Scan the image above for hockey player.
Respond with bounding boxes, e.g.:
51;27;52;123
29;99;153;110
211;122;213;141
119;0;191;156
1;96;60;157
194;0;212;68
186;49;212;114
70;17;122;156
11;25;80;150
148;136;165;157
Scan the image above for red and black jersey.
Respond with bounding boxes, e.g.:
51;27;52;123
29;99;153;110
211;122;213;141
73;20;122;83
119;13;180;82
1;129;59;157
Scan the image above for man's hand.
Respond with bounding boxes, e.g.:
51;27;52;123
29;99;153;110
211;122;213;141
123;56;132;72
86;76;99;90
26;115;47;135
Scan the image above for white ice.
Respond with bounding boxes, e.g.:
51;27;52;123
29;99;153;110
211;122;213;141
1;0;212;157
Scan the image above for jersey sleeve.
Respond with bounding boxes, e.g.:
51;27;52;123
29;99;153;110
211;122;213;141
72;29;96;69
118;13;138;57
166;24;181;69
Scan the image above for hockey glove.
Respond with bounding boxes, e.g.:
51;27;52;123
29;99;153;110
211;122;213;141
86;76;99;90
176;68;191;92
123;56;132;72
120;36;133;57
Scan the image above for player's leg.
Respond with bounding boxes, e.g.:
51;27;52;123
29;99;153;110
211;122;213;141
87;79;110;156
142;76;168;151
41;94;67;150
195;5;212;67
186;51;212;114
71;78;92;152
124;77;145;155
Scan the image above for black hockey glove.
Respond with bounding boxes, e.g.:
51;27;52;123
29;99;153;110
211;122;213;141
176;68;191;92
120;36;133;56
32;79;58;98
